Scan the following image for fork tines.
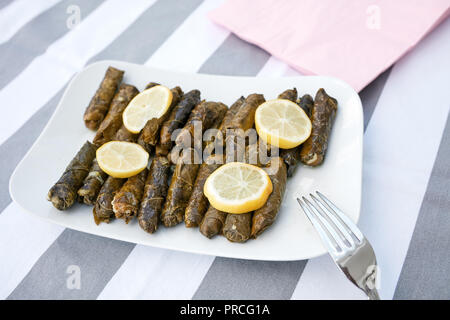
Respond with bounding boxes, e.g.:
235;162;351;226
297;192;364;257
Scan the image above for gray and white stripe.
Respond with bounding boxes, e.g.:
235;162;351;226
394;113;450;300
0;0;104;90
0;0;14;11
1;0;449;300
0;0;60;45
7;0;205;300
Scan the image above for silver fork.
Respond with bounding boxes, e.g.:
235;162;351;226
297;192;380;300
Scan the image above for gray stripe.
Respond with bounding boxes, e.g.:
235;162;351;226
0;0;104;90
0;0;13;11
194;258;307;300
8;230;134;300
199;34;270;75
3;1;391;299
394;112;450;300
6;0;203;300
89;0;203;63
194;42;391;299
359;67;392;129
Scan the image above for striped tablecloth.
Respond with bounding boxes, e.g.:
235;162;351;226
1;0;449;300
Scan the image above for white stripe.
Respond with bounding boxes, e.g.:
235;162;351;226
291;256;367;299
291;17;450;300
0;0;156;146
98;246;214;299
257;55;303;77
145;0;229;71
0;203;64;299
0;0;61;44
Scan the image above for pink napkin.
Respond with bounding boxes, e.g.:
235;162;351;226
210;0;450;91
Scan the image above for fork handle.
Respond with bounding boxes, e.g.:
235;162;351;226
365;287;380;300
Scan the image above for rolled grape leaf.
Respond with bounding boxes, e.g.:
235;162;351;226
157;89;201;156
199;206;228;239
175;101;227;149
47;141;97;210
223;212;252;243
138;156;171;234
93;176;125;224
251;157;287;238
137;86;183;153
93;83;139;146
300;88;337;166
161;149;200;227
83;66;124;130
298;93;314;117
185;155;223;228
77;159;107;205
114;124;138;142
112;169;148;223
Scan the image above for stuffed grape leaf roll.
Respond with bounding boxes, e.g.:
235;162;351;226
175;101;228;149
278;87;297;102
157;89;201;156
221;94;265;241
224;93;265;163
114;124;139;142
298;94;314;116
203;96;245;159
199;206;228;239
77;158;107;205
300;88;337;166
112;168;148;223
221;140;271;242
223;212;252;243
93;84;139;146
225;93;265;133
137;86;183;153
138;156;171;234
185;155;224;228
251;157;287;238
84;66;124;130
145;82;160;89
161;149;200;227
47;141;97;210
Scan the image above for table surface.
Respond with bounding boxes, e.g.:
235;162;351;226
0;0;449;300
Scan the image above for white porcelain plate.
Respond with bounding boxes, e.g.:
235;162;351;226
10;60;363;261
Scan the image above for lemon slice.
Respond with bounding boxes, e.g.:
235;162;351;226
123;85;172;133
204;162;273;214
255;99;312;149
96;141;149;178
